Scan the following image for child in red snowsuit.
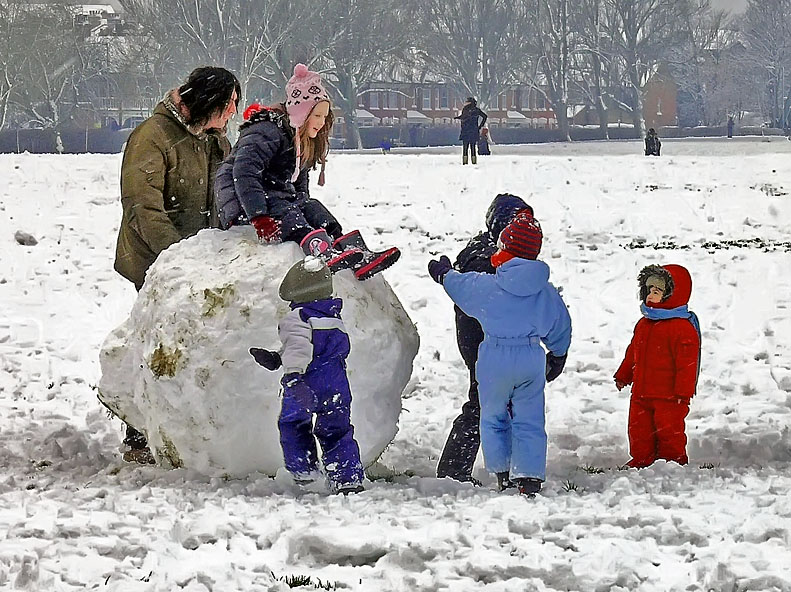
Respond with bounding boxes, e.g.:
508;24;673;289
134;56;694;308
614;264;701;468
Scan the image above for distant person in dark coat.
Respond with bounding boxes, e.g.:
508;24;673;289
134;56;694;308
727;116;735;138
436;193;532;484
477;126;492;156
645;128;661;156
455;97;487;165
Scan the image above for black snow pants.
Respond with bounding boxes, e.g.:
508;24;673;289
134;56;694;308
436;307;484;481
268;196;342;243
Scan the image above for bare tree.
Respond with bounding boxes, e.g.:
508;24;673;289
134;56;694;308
0;0;20;130
119;0;305;107
606;0;690;136
3;1;99;129
666;1;736;126
316;0;415;148
740;0;791;129
525;0;574;141
414;0;524;110
572;0;622;139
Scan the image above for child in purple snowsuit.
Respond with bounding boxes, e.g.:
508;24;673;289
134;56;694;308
249;257;364;494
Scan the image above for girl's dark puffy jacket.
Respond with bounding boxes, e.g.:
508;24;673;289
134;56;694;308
214;108;310;229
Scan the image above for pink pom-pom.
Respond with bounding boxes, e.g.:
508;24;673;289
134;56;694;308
294;63;309;78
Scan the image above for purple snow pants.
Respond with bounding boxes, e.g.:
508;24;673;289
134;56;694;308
278;361;364;488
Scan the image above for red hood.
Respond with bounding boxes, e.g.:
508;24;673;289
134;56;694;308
648;264;692;309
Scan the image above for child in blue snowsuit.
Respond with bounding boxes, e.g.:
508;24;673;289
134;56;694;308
249;257;364;494
428;210;571;496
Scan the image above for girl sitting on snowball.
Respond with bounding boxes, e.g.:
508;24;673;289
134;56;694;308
215;64;399;280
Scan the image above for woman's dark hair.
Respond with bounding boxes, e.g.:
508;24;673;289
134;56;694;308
178;66;241;127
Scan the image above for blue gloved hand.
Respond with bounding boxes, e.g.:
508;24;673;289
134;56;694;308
428;255;452;284
546;352;567;382
249;348;282;370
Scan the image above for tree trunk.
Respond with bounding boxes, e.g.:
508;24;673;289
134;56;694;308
555;102;571;142
344;112;362;149
591;55;609;139
629;66;646;137
596;98;609;140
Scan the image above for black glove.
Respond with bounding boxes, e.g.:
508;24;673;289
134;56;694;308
428;255;452;284
249;348;282;370
546;352;567;382
281;372;303;389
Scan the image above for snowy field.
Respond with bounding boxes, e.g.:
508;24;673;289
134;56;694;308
1;137;791;591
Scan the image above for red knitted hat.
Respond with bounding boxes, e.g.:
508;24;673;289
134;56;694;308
492;209;542;265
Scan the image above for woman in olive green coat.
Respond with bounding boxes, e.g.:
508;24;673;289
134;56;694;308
112;67;239;463
114;67;240;290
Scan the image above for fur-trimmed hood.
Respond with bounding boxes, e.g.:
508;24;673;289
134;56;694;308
639;264;692;309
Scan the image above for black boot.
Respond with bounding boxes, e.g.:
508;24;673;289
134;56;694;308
496;472;514;492
332;230;400;280
516;477;543;497
300;228;363;273
122;425;155;464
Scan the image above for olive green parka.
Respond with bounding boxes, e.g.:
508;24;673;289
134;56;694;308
114;97;231;289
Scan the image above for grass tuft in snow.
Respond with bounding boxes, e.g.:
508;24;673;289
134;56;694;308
579;464;606;474
272;572;339;590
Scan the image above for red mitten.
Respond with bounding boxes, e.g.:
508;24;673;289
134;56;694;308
251;215;281;243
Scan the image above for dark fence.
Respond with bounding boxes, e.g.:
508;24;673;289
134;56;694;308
0;128;133;154
1;124;784;154
357;124;783;149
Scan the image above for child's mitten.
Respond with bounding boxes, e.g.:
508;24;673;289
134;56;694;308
251;215;282;243
428;255;452;284
249;348;282;370
545;352;567;382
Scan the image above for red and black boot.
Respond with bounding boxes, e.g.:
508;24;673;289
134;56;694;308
332;230;400;281
516;477;542;497
300;228;363;273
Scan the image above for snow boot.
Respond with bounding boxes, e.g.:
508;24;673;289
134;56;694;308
496;472;515;492
123;447;156;465
463;154;469;165
300;228;363;274
336;483;365;495
332;230;400;280
516;477;542;497
471;152;477;165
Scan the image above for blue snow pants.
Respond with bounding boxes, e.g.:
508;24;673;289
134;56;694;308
475;336;547;480
278;360;364;488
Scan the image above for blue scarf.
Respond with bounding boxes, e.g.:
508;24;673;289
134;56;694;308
641;303;702;389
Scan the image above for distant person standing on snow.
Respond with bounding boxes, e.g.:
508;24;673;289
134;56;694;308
727;116;735;138
455;97;487;165
113;66;239;464
477;126;493;156
645;128;661;156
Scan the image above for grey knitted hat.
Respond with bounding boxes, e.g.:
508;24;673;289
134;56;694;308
279;256;333;303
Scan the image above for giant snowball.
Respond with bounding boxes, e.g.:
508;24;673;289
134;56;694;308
98;227;419;477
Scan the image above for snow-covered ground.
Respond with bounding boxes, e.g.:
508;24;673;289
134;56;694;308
1;138;790;591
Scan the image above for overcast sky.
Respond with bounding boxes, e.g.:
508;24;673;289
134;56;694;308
712;0;748;12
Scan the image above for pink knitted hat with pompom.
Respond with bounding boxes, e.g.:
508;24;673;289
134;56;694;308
285;63;330;129
285;63;330;182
